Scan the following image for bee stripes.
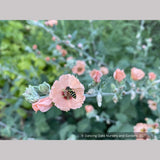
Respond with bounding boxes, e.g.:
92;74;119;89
66;86;76;99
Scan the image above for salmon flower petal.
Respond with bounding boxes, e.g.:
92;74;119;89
32;97;53;112
90;69;103;83
61;49;67;57
72;60;86;75
56;45;62;51
134;123;150;140
100;67;109;75
113;69;126;82
45;57;50;61
131;67;145;81
85;105;94;113
148;72;156;81
45;20;58;27
67;56;73;61
49;74;85;111
32;44;37;50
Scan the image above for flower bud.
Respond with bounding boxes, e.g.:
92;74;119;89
23;85;40;103
68;34;72;39
148;72;156;81
154;129;159;134
140;92;145;100
112;95;118;104
89;60;92;65
131;83;136;88
106;119;110;125
85;105;94;113
38;82;50;95
77;43;83;48
95;115;100;121
87;88;96;95
111;83;116;91
79;52;83;56
113;69;126;82
97;92;102;107
131;67;145;81
119;86;124;90
122;91;126;96
131;90;136;100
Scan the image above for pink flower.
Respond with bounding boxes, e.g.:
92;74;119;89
61;49;67;57
49;74;85;111
113;69;126;82
90;69;103;83
68;34;72;39
77;43;83;48
134;123;150;140
147;100;157;111
45;57;50;61
32;44;37;50
100;67;109;75
148;72;156;81
72;60;86;75
52;36;56;41
56;45;62;51
85;105;94;113
142;45;146;49
45;20;58;27
67;56;73;61
131;67;145;81
148;38;152;42
32;97;53;112
65;40;70;44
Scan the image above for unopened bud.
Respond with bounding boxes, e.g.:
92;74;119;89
106;119;110;125
136;88;140;92
140;92;145;100
122;91;126;96
131;83;136;88
145;117;148;122
131;91;136;100
38;82;50;95
87;88;96;95
95;115;100;121
154;129;159;134
23;85;40;103
136;32;140;39
119;86;124;90
77;43;83;48
79;52;83;56
89;60;92;65
68;34;72;39
113;88;118;93
112;95;118;104
111;83;116;91
97;92;102;107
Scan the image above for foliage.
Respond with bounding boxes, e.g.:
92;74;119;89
0;20;160;140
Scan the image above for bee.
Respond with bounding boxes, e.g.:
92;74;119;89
66;86;76;99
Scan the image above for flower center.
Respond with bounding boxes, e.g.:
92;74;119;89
62;89;72;100
77;67;82;72
140;128;146;132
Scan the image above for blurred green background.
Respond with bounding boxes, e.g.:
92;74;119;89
0;20;160;139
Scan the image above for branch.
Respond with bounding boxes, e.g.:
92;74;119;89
85;92;114;98
28;20;107;67
153;79;160;84
0;121;34;140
